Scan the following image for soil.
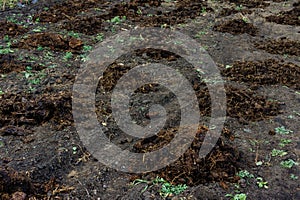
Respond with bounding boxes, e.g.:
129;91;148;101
213;19;258;36
266;2;300;26
0;0;299;199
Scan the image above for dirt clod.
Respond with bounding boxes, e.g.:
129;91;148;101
255;38;300;56
213;19;258;36
12;33;83;52
0;21;28;39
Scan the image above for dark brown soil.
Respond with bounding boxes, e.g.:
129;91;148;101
134;126;240;186
0;54;44;74
219;7;253;17
213;19;258;36
222;59;300;90
12;33;83;52
225;85;282;122
255;38;300;56
0;91;72;129
0;0;299;199
62;0;209;34
266;4;300;26
227;0;270;8
33;0;106;23
0;21;28;39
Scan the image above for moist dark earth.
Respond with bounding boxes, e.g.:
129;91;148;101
0;0;299;199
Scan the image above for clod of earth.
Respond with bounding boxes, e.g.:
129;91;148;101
0;20;28;39
213;19;258;36
0;54;44;74
255;38;300;56
12;33;83;52
222;59;300;90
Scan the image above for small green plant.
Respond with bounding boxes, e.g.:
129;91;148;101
271;149;288;157
242;16;249;23
23;66;46;85
110;16;126;24
72;146;77;154
195;31;207;38
256;177;268;189
83;45;92;52
3;35;10;42
0;47;14;54
132;176;188;198
0;36;14;54
225;193;247;200
37;45;44;51
279;139;292;147
64;52;73;60
290;174;298;180
28;78;40;85
275;126;293;134
95;33;104;42
136;8;142;15
0;90;4;95
32;26;45;32
237;170;254;179
68;31;80;38
6;13;18;23
160;181;187;198
235;5;244;11
1;0;21;10
23;66;33;79
280;159;299;169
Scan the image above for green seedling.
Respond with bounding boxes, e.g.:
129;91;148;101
0;90;4;95
28;78;40;85
72;146;77;154
137;8;142;15
68;31;80;38
226;193;247;200
280;159;299;169
255;161;263;166
32;28;42;32
3;35;10;42
279;139;292;147
290;174;298;180
160;181;187;198
37;45;44;51
256;177;268;189
271;149;288;157
83;45;92;52
235;5;244;11
132;176;188;198
95;33;104;42
242;17;249;23
195;31;207;38
24;66;33;79
237;170;254;179
6;13;18;23
64;52;73;60
275;126;293;134
110;16;126;24
0;47;14;54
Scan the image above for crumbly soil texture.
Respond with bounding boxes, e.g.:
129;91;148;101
0;0;299;199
